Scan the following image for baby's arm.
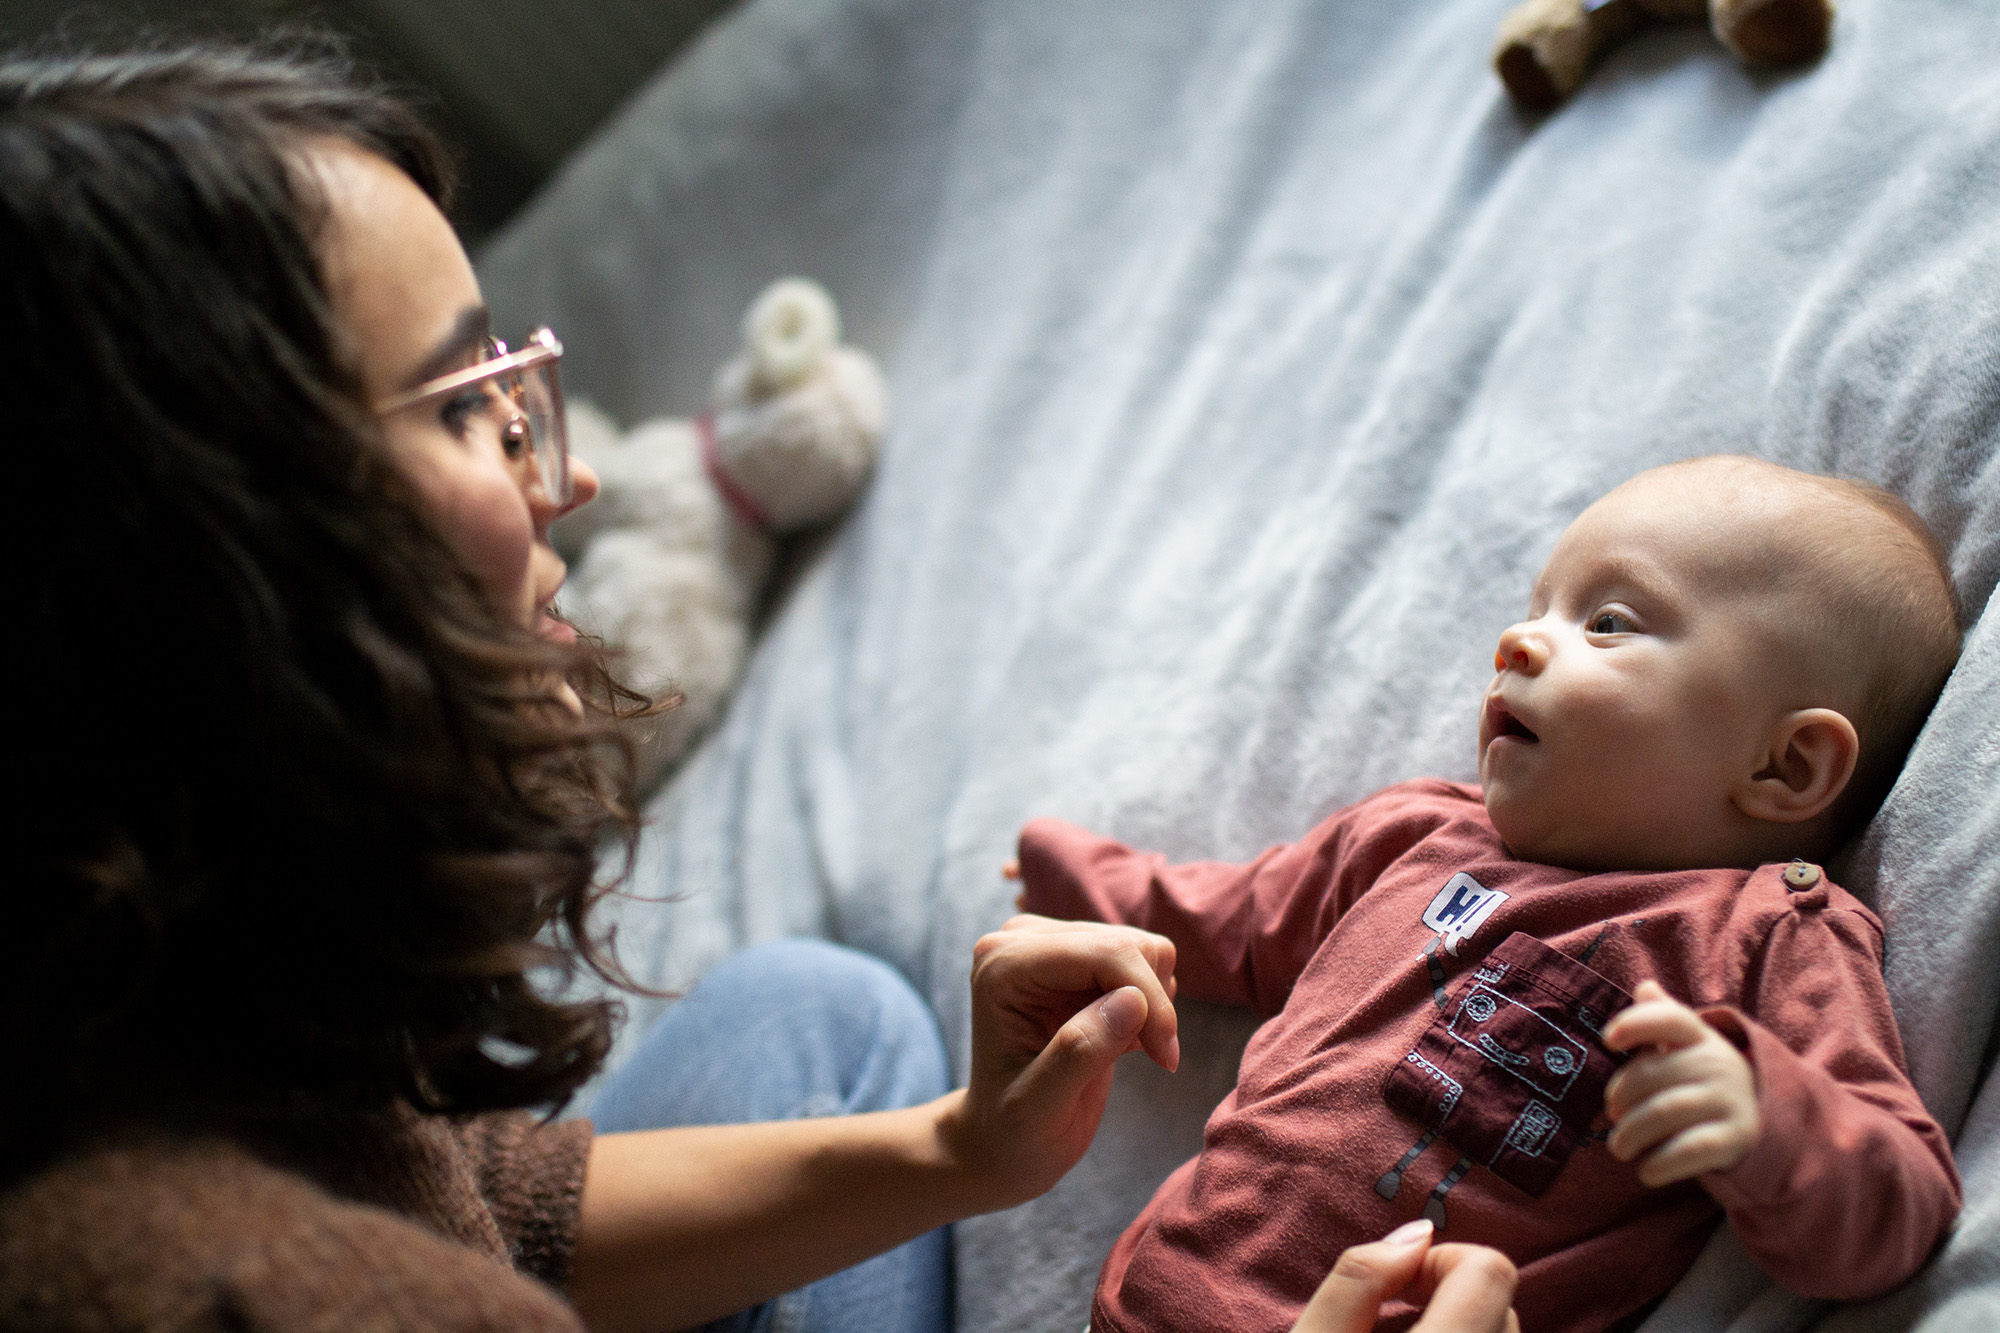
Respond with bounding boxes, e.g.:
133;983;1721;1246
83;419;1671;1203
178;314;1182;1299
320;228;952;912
1604;922;1961;1302
1010;817;1361;1017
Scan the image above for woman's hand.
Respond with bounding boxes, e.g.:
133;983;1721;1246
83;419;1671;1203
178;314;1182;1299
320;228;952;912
574;917;1178;1329
940;913;1180;1209
1295;1221;1520;1333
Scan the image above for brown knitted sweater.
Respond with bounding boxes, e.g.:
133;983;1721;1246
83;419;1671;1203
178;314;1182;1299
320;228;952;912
0;1105;594;1331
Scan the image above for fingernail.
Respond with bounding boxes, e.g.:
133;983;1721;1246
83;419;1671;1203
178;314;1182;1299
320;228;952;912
1166;1035;1181;1071
1100;987;1145;1041
1384;1218;1434;1247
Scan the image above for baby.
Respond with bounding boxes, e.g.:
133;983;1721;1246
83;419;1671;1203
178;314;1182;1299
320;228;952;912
1012;457;1964;1333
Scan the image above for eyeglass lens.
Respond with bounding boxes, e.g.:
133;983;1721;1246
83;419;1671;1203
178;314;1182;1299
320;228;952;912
483;341;570;507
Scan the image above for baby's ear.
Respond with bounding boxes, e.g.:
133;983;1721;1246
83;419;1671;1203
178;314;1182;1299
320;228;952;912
1735;708;1859;825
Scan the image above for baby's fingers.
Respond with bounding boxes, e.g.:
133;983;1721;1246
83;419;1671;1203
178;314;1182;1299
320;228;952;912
1604;1043;1724;1121
1606;1083;1734;1165
1602;980;1709;1054
1629;1119;1755;1188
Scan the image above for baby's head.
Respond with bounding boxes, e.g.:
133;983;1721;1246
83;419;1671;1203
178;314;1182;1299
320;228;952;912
1479;456;1959;872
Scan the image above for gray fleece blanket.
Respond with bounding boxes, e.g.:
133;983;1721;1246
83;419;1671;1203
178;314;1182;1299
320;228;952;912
477;1;2000;1328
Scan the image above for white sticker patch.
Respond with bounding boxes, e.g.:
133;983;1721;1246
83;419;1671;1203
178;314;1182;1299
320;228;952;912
1421;872;1508;955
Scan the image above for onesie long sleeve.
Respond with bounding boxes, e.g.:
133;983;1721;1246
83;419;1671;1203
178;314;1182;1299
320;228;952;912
1018;780;1959;1333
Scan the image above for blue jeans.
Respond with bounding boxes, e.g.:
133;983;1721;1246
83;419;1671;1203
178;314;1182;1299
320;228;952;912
588;939;954;1333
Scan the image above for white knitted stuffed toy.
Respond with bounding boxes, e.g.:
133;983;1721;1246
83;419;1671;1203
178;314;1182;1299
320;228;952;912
554;278;887;790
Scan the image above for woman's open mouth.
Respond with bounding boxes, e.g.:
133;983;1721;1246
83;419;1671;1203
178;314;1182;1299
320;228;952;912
536;603;578;644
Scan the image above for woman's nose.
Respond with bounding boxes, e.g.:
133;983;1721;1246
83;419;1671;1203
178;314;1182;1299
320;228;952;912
561;455;600;516
1494;621;1549;675
530;454;598;531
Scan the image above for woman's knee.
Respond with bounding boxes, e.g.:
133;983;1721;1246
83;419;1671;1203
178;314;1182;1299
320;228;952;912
719;939;934;1040
708;939;948;1112
593;938;947;1131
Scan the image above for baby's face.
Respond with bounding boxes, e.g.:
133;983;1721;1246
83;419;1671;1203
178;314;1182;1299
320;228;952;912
1479;471;1800;871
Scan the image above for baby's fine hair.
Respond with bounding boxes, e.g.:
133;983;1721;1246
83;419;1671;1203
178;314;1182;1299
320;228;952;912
1808;475;1961;830
1669;457;1961;835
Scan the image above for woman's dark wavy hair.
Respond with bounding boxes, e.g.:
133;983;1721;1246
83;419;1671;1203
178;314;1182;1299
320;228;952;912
3;40;650;1165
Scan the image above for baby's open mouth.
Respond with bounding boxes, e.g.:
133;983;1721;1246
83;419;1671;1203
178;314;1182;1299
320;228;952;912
1487;697;1539;743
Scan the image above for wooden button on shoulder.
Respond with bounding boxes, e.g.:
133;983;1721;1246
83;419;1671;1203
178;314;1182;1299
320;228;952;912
1783;861;1822;890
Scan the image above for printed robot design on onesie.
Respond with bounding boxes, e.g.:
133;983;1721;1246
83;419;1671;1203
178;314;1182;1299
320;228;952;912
1380;872;1634;1227
1423;872;1509;955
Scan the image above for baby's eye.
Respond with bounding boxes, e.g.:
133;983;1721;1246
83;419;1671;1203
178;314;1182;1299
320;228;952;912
1588;610;1636;635
438;387;489;438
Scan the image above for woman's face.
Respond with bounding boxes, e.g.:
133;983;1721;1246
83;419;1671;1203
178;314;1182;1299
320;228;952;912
310;138;597;638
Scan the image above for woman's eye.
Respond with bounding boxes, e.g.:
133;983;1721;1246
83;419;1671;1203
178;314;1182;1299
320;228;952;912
438;387;487;437
498;414;528;459
1589;610;1636;635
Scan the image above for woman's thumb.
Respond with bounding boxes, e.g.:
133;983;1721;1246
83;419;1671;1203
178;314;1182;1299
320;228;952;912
1094;985;1148;1048
1295;1221;1434;1333
1018;986;1148;1111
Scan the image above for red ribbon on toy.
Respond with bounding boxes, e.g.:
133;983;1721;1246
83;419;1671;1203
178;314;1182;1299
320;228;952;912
696;410;773;532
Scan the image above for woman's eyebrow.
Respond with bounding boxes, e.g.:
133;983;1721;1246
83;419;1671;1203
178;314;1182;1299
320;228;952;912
400;304;492;391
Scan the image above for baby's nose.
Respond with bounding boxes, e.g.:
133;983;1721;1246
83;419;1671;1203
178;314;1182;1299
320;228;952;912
1494;623;1547;674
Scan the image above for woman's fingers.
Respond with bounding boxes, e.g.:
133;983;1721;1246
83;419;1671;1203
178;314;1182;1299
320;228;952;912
1295;1229;1519;1333
950;916;1186;1207
993;912;1173;978
1293;1221;1435;1333
949;981;1153;1207
973;920;1179;1071
1011;984;1147;1129
1409;1244;1520;1333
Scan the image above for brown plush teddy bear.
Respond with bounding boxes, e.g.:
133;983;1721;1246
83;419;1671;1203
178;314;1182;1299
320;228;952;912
1494;0;1834;112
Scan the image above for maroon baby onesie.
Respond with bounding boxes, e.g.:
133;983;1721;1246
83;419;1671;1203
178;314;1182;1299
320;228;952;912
1018;779;1959;1333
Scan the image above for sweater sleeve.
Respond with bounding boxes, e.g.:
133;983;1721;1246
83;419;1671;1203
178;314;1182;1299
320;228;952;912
0;1137;587;1333
1696;901;1961;1300
454;1112;596;1290
1016;803;1389;1016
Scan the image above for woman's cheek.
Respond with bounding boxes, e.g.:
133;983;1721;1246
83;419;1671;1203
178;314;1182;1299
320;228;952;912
413;451;537;622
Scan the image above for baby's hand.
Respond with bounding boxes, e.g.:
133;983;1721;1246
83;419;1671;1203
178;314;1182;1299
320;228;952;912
1601;980;1759;1188
1000;861;1024;911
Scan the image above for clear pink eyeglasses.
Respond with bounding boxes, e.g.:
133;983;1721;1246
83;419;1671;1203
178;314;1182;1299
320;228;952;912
377;327;572;507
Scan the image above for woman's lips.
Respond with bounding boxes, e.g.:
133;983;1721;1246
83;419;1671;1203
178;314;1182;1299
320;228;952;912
538;609;577;644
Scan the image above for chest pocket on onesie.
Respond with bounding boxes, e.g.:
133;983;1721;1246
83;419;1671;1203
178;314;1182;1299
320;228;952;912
1380;931;1632;1217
